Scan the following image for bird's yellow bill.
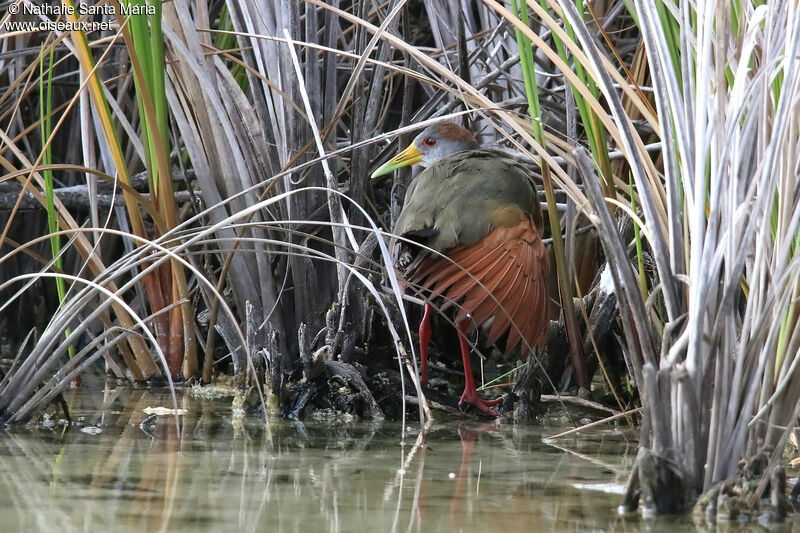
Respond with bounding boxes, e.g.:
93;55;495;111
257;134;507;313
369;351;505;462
371;143;422;178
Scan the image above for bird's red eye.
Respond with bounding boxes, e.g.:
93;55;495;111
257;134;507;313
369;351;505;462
422;137;437;147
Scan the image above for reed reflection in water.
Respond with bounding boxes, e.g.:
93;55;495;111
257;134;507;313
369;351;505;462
0;386;659;532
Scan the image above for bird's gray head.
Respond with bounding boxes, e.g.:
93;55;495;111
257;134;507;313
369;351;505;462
371;121;480;178
411;122;480;167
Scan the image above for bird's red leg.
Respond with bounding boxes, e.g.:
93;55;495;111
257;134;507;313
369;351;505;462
456;321;502;416
418;304;433;387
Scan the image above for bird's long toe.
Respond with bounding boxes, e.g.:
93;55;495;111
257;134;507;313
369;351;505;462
458;392;503;417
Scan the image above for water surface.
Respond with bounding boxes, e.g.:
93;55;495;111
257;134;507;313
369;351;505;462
0;386;734;532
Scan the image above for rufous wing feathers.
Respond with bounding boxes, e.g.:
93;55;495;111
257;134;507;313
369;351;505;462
407;218;549;353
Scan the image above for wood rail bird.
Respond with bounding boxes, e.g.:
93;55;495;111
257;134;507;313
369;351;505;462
371;122;549;416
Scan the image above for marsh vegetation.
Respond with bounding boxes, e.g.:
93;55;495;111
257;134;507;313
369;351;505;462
2;0;800;524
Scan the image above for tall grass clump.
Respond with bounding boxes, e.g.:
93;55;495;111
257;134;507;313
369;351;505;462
483;0;800;514
0;0;441;422
620;1;800;512
530;0;800;513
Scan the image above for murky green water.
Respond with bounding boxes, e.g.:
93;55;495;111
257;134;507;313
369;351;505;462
0;385;750;532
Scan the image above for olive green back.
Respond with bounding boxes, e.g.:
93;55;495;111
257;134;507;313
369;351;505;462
393;150;541;251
